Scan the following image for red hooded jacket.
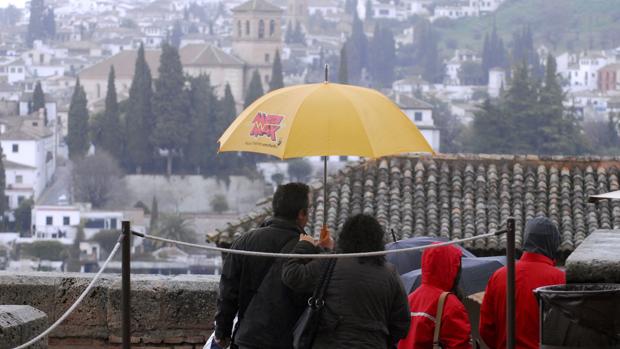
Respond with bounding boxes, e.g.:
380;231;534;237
479;252;565;349
398;244;472;349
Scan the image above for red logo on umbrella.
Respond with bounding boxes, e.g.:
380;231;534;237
250;112;284;142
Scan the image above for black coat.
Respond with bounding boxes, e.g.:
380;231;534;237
282;241;411;349
214;218;314;348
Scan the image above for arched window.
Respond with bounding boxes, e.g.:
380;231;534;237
258;19;265;39
237;20;242;37
269;19;275;36
245;20;250;35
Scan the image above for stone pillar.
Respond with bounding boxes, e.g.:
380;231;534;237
566;230;620;283
0;305;48;349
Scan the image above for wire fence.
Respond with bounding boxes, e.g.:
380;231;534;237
10;240;122;349
133;229;506;259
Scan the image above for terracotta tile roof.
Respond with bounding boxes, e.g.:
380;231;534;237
79;49;162;80
179;44;244;67
231;0;283;12
210;154;620;255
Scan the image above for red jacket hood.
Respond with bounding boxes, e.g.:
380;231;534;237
421;243;462;291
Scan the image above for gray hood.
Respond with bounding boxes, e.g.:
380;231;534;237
523;217;561;260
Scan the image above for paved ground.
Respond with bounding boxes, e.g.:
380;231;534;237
38;162;72;205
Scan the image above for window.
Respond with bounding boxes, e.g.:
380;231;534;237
269;20;275;36
10;67;15;73
265;53;270;63
12;144;18;153
110;218;118;229
237;20;242;36
17;196;24;205
46;216;53;225
258;19;265;39
414;112;423;122
16;175;22;184
63;216;70;226
85;218;105;229
245;20;250;35
39;53;44;63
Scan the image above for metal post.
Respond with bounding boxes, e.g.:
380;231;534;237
323;155;328;229
121;221;131;349
506;217;516;349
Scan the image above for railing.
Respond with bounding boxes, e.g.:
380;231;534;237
10;218;517;349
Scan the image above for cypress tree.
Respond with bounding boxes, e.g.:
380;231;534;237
27;0;45;47
100;66;123;159
244;70;264;108
338;45;348;84
269;50;284;92
42;6;55;39
285;22;294;44
171;21;182;48
125;44;154;174
0;146;6;226
365;0;373;20
31;81;46;120
151;43;192;176
212;84;238;175
346;11;368;83
369;25;395;87
67;78;90;160
185;75;213;174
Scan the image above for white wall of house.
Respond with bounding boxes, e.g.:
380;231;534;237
2;140;38;168
31;205;81;242
5;167;36;209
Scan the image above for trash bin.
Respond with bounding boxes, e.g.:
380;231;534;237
534;284;620;349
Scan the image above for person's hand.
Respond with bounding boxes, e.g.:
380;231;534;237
318;226;334;250
299;234;316;245
214;336;230;348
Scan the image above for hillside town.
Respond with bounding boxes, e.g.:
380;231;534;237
0;0;619;276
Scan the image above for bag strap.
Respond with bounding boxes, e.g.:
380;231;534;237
311;259;336;305
432;291;450;349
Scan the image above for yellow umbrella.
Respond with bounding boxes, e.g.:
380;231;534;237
218;69;434;234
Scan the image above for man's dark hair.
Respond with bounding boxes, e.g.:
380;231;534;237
338;214;385;265
272;182;310;220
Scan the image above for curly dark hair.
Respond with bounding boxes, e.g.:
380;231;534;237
337;214;385;265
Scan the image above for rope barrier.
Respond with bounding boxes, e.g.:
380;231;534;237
11;240;122;349
132;229;506;259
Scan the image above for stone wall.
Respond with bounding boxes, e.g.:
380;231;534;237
0;305;48;349
566;230;620;283
0;272;219;349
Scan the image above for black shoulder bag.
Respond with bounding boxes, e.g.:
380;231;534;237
292;258;337;349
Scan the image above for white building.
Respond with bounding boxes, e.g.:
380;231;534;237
488;67;506;98
0;58;26;84
433;0;504;20
558;51;612;92
445;49;480;86
394;93;440;151
0;113;57;209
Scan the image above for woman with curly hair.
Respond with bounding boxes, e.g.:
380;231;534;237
282;214;411;348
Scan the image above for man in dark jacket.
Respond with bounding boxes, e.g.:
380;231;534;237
479;216;566;349
214;183;317;349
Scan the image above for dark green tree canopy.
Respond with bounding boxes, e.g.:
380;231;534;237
269;50;284;91
67;77;90;160
31;81;46;117
99;66;123;159
244;70;264;108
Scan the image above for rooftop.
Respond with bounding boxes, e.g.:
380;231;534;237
211;154;620;257
79;49;162;80
231;0;283;13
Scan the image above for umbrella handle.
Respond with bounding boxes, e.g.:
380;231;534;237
391;229;397;243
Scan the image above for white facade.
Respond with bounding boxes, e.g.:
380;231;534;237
5;163;36;210
488;68;506;98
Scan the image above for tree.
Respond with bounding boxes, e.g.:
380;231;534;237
245;70;264;108
458;61;485;85
26;0;45;47
211;194;229;213
271;172;284;186
481;24;508;83
0;5;21;26
416;22;444;84
511;26;543;78
0;147;6;226
428;97;464;153
67;224;85;271
14;198;33;233
150;196;159;233
90;230;120;258
31;81;46;123
344;11;368;83
369;25;396;87
170;20;183;48
151;43;192;176
465;98;511;153
153;214;197;245
345;0;358;16
211;84;240;176
185;75;214;173
338;45;348;84
365;0;373;20
269;50;284;92
22;241;66;260
98;66;123;159
125;43;154;174
72;151;124;208
288;158;313;182
42;6;55;39
67;77;90;160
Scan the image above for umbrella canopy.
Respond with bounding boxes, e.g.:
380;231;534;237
385;237;476;275
218;82;434;159
401;256;507;296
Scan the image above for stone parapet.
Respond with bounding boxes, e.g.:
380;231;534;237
0;305;48;349
0;272;219;348
566;230;620;283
